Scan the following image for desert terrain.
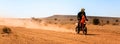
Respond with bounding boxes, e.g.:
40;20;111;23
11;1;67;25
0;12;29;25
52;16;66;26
0;17;120;44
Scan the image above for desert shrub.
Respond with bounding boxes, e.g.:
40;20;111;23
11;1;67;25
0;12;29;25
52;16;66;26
31;17;38;21
54;18;57;21
38;19;42;22
93;18;100;25
31;17;35;19
70;18;73;21
112;23;119;25
107;21;109;24
48;21;52;24
54;23;57;24
2;27;11;34
116;20;119;22
31;17;37;20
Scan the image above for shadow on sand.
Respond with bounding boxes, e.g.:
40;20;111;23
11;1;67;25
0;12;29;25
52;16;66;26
85;33;100;36
77;33;100;36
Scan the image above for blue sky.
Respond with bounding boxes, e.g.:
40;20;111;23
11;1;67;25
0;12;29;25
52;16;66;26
0;0;120;18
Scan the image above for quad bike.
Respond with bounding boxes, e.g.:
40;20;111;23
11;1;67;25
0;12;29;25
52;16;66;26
75;21;87;35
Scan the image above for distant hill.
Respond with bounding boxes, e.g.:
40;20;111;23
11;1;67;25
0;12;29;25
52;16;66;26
43;15;120;25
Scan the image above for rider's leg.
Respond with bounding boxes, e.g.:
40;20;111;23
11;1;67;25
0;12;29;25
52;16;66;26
78;22;80;27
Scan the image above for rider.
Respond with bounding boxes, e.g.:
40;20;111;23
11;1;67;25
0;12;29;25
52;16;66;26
77;8;88;28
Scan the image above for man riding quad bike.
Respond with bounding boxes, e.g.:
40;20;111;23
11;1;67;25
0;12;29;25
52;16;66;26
76;8;88;35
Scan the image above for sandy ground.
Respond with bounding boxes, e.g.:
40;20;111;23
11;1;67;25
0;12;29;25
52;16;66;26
0;18;120;44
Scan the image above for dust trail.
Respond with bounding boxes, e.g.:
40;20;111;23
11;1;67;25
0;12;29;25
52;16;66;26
0;18;75;33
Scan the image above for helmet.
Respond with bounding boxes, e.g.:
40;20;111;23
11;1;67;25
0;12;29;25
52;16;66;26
81;8;85;10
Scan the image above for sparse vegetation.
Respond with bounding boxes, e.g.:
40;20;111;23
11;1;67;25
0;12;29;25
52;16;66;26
54;23;57;24
2;27;12;34
112;23;119;25
54;18;57;21
93;18;100;25
31;17;35;19
70;18;73;21
116;20;119;22
38;19;42;22
107;21;110;24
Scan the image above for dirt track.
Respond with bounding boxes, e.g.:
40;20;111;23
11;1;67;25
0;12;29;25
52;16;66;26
0;18;120;44
0;25;120;44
